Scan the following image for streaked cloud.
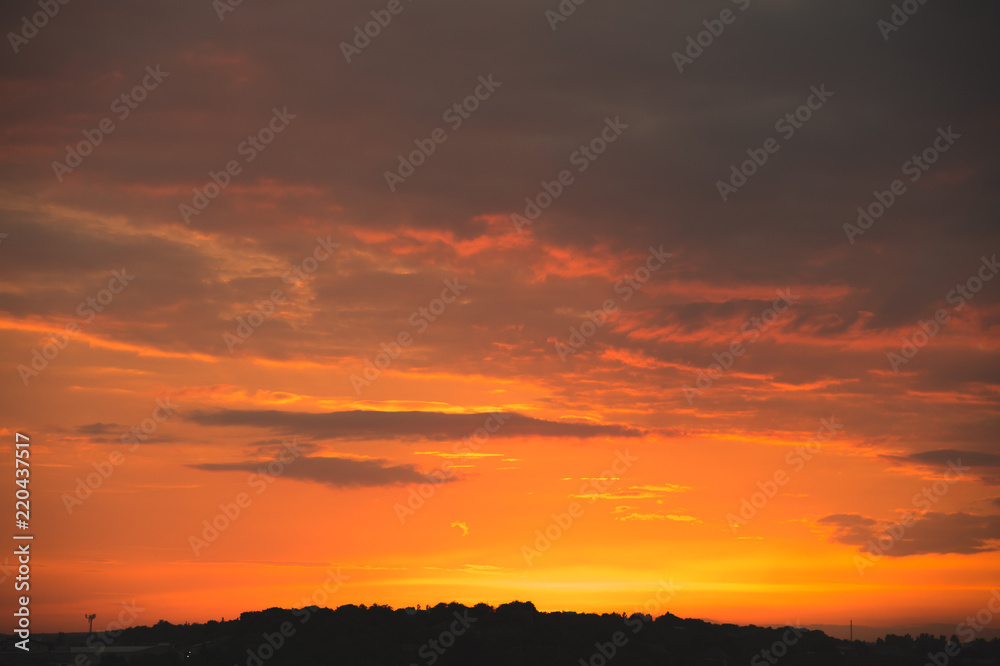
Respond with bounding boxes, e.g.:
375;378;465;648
189;455;446;489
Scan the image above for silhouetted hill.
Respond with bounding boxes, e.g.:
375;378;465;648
3;602;1000;665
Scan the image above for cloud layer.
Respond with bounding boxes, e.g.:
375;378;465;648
189;455;444;489
185;409;643;441
820;512;1000;557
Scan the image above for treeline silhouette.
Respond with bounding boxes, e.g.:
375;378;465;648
16;601;1000;665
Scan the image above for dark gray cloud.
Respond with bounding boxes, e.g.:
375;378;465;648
818;513;877;546
189;455;443;489
75;422;121;435
820;512;1000;557
906;449;1000;468
879;450;1000;485
185;409;643;441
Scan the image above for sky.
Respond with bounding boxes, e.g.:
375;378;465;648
1;0;999;638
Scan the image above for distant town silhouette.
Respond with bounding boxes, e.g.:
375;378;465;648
3;601;998;665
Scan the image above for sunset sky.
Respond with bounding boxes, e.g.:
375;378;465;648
1;0;999;638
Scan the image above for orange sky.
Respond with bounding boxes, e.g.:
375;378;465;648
1;0;999;639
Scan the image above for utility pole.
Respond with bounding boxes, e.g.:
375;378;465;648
850;620;852;642
85;614;96;635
